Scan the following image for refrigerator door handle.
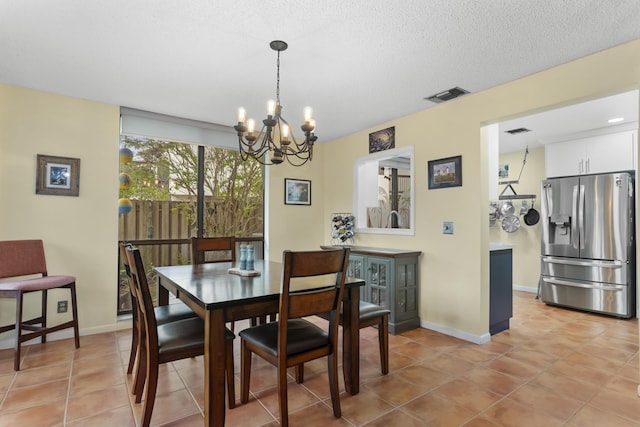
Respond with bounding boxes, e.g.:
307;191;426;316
542;182;553;216
541;277;624;292
541;257;624;268
578;184;585;250
571;185;579;249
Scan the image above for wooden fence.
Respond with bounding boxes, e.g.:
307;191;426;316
117;200;264;315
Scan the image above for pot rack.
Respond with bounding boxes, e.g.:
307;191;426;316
498;147;536;201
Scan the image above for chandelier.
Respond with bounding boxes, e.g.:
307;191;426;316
234;40;317;166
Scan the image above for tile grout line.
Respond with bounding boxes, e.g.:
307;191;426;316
0;372;17;413
116;333;142;427
172;360;205;419
62;345;74;426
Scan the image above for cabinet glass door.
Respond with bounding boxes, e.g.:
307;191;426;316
347;255;365;279
395;262;417;319
368;258;389;308
347;255;366;301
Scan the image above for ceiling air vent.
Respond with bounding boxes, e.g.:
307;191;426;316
504;127;531;134
425;87;469;104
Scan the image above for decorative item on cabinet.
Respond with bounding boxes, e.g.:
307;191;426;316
330;213;355;245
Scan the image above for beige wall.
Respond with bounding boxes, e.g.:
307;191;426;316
265;144;327;262
0;40;638;349
0;84;121;342
323;39;640;341
490;147;545;291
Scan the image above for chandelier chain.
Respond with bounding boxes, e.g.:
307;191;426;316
276;50;281;107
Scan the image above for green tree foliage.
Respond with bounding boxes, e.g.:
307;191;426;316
119;136;263;237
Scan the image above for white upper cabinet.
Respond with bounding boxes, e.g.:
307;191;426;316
545;131;636;178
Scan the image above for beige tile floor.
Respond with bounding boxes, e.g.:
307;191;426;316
0;291;638;426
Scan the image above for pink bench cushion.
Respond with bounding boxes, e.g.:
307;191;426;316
0;275;75;291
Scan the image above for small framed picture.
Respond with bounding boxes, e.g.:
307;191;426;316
284;178;311;205
369;126;395;153
428;155;462;190
36;154;80;196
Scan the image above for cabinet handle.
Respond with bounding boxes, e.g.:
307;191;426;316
586;158;590;173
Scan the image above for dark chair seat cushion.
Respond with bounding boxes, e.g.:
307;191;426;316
158;317;234;355
239;318;328;357
358;301;390;323
318;301;390;324
0;275;75;291
154;302;198;325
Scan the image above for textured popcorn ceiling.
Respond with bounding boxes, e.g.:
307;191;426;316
1;1;638;143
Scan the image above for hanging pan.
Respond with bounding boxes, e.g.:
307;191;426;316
524;200;540;226
501;214;521;233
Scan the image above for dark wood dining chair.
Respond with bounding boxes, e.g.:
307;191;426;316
0;239;80;371
332;301;391;375
303;301;390;385
356;301;390;374
191;236;235;265
191;236;269;328
125;245;236;427
239;248;350;427
119;243;198;378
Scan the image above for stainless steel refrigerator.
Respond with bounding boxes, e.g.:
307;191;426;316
540;172;636;318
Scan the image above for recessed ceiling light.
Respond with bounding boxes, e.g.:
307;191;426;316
608;117;624;123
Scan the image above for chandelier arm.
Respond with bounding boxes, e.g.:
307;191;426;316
278;116;311;151
241;123;270;150
285;153;311;167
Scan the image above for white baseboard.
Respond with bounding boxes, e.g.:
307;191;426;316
0;319;132;350
513;284;538;294
420;320;491;344
419;285;539;343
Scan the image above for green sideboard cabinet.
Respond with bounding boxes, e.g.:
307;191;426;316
324;246;421;334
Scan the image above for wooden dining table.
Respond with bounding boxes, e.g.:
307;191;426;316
154;260;364;427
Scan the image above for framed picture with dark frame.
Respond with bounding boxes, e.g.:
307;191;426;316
369;126;395;153
428;155;462;190
36;154;81;196
284;178;311;205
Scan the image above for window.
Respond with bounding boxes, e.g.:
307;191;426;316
117;134;264;315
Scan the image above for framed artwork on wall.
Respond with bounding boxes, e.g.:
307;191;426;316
369;126;395;153
35;154;81;196
284;178;311;205
428;155;462;190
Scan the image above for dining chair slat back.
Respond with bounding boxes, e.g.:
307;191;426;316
191;236;235;265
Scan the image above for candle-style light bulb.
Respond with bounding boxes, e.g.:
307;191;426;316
267;100;276;116
304;107;312;123
247;118;255;134
310;119;316;130
238;107;246;123
282;124;289;139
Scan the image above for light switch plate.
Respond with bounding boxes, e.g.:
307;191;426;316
443;221;454;234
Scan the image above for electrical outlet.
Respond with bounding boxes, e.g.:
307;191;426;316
443;221;454;234
57;300;68;313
